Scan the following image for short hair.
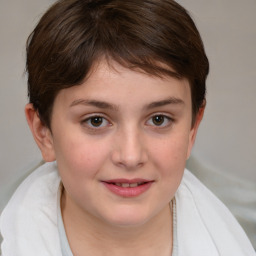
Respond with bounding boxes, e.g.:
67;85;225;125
26;0;209;128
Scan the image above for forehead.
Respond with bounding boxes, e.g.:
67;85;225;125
54;60;192;109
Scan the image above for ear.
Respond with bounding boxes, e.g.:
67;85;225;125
186;103;205;159
25;103;56;162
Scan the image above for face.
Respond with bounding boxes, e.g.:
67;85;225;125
40;61;201;228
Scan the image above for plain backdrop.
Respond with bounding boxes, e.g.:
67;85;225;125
0;0;256;212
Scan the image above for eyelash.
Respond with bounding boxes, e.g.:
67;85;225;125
81;115;111;129
146;114;173;128
81;113;173;131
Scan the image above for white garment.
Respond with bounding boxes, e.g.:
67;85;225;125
0;162;255;256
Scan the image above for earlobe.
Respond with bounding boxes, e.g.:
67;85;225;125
186;103;205;159
25;103;56;162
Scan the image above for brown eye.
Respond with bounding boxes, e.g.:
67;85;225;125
90;116;103;127
82;116;109;128
81;115;112;132
146;114;172;128
152;115;165;126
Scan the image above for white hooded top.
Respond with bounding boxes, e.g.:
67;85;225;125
0;162;255;256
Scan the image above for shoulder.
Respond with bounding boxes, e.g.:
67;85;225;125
175;169;255;256
0;162;62;256
1;161;60;216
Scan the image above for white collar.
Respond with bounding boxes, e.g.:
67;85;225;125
1;162;254;256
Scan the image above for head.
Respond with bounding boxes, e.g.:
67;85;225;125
25;0;209;229
26;0;209;129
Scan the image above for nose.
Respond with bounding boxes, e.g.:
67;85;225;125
111;126;148;170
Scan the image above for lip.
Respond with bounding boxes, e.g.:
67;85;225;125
102;179;154;198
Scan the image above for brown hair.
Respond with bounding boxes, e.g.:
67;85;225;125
26;0;209;128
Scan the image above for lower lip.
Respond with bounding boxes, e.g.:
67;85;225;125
102;182;153;197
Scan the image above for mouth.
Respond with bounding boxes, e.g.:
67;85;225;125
102;179;154;197
107;181;148;188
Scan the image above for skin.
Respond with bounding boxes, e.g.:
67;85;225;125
25;60;204;256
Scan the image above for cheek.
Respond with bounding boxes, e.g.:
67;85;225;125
154;134;190;161
152;135;189;198
53;131;110;180
150;131;190;174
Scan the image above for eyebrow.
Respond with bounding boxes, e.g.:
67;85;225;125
70;99;118;111
70;97;184;110
145;97;184;109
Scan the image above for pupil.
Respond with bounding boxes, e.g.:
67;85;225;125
153;116;164;125
91;117;103;126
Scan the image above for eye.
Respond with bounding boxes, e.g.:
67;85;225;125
146;114;172;127
82;116;110;128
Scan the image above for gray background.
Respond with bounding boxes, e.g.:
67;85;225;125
179;0;256;184
0;0;255;221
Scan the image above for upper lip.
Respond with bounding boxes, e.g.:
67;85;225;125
102;179;153;184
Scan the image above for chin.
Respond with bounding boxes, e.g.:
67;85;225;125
101;206;154;228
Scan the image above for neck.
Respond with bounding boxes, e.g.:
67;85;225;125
61;190;173;256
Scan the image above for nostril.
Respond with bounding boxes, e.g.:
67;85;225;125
110;134;148;169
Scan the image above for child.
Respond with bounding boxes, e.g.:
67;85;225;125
0;0;255;255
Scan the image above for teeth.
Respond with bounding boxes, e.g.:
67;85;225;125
114;183;140;188
129;183;138;188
